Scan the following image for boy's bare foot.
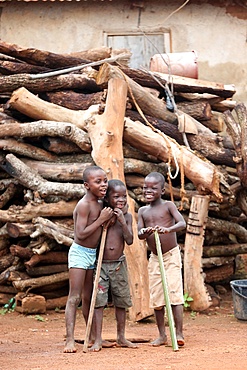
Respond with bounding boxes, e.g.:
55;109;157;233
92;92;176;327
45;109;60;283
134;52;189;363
177;335;185;347
63;339;77;353
89;342;102;352
116;339;138;348
102;340;117;348
150;336;168;347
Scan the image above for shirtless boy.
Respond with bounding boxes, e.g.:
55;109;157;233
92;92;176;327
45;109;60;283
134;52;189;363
137;172;186;347
90;179;137;352
64;165;113;353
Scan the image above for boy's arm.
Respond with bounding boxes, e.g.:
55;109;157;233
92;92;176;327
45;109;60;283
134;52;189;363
137;208;153;239
155;202;186;234
75;202;113;241
114;208;133;245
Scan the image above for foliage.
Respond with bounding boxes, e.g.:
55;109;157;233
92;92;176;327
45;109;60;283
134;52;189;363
183;292;193;309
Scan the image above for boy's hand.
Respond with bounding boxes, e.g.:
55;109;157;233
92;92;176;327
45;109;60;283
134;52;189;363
139;227;154;236
100;207;114;223
113;207;125;224
154;225;170;234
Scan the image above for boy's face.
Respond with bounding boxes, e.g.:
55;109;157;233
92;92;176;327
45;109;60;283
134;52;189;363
143;176;164;203
107;185;127;210
84;169;108;198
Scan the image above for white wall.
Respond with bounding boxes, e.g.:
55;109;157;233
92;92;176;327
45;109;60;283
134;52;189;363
0;1;246;103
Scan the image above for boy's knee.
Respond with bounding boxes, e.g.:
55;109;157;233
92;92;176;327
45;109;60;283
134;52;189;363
68;294;81;307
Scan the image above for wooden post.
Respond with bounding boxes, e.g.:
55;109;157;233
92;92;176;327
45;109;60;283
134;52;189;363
183;195;211;311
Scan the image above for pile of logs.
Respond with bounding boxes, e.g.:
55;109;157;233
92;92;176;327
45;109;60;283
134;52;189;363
0;41;246;318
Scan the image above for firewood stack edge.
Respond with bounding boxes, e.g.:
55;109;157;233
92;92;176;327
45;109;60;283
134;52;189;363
0;41;246;316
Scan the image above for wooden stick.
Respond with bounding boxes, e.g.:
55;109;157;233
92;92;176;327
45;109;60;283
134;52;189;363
154;230;179;351
83;225;108;352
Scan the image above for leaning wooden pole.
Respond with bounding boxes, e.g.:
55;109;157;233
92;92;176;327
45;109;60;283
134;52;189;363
183;195;212;311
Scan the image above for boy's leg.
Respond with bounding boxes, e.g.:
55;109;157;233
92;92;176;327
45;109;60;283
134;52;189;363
64;268;86;353
89;307;104;352
115;307;138;348
172;304;184;346
151;307;168;347
82;269;94;324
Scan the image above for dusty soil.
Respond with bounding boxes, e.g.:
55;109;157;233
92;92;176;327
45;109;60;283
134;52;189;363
0;290;246;370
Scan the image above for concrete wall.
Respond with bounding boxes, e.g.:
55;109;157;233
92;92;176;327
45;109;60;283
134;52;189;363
0;0;246;103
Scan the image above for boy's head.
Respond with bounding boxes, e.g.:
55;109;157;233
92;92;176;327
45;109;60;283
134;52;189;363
83;165;108;198
105;179;127;210
143;172;165;202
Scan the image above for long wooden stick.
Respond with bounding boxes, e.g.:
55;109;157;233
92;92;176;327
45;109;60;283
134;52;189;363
83;225;108;352
154;230;179;351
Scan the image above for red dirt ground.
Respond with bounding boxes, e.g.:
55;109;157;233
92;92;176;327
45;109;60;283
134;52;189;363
0;290;246;370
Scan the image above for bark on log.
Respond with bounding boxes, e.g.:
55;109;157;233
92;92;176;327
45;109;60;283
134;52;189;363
0;138;58;161
176;101;212;121
0;60;49;75
0;200;77;222
26;264;68;277
21;158;167;182
0;40;89;68
6;222;36;238
204;263;234;283
41;137;82;154
9;245;33;260
184;195;212;311
206;216;247;243
0;183;18;209
202;243;247;257
0;254;15;273
0;73;100;94
3;154;85;199
224;104;247;187
0;119;91;153
46;295;68;310
126;109;235;167
45;90;105;110
87;77;152;321
120;66;236;98
13;271;69;292
123;118;229;200
24;251;68;268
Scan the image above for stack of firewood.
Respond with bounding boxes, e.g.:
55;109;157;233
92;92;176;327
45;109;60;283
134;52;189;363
0;40;246;315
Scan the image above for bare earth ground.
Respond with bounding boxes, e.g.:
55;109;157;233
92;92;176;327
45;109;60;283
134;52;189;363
0;290;246;370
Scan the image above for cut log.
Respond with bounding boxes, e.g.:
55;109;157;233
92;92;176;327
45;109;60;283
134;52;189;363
24;251;68;268
21;158;167;182
13;271;69;292
123;118;230;200
204;263;234;283
9;245;33;260
41;137;82;154
202;243;247;257
126;109;235;167
224;104;247;187
86;77;153;321
0;254;15;273
176;101;212;121
0;60;49;75
0;183;18;209
0;138;58;161
0;199;77;222
46;295;68;310
120;66;236;99
3;154;85;199
45;90;105;110
0;119;91;153
0;72;100;94
6;222;36;238
0;40;89;68
183;195;212;311
26;264;68;277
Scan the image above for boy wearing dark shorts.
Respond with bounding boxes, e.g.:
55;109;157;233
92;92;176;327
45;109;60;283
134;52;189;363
90;179;137;352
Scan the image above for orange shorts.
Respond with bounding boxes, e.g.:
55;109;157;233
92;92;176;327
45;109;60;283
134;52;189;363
148;246;184;309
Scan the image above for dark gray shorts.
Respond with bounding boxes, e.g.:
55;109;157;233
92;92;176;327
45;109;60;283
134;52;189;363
95;255;132;309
